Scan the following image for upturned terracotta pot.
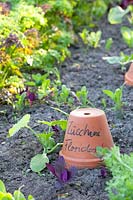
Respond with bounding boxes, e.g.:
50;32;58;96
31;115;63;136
60;108;114;168
125;63;133;86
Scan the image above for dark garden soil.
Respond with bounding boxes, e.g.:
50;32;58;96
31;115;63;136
0;19;133;200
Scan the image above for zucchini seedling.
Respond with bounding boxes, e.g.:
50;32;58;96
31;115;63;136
8;114;67;173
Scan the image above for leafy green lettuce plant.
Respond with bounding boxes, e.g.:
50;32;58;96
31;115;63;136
0;2;46;89
72;0;112;29
79;29;102;48
8;114;67;173
97;146;133;200
0;0;74;92
0;179;34;200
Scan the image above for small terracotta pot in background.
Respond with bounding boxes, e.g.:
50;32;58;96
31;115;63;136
60;108;114;169
125;63;133;86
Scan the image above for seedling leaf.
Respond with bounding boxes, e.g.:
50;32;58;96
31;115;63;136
30;153;49;172
0;192;13;199
28;195;35;200
14;190;26;200
102;56;121;64
38;120;67;131
0;180;6;193
121;27;133;48
8;114;30;137
35;132;55;150
103;90;114;100
108;6;129;24
52;120;67;131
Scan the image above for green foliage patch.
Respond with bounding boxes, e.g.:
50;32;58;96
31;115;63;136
0;180;34;200
97;146;133;200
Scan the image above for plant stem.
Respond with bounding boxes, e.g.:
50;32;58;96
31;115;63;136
47;143;63;154
114;153;133;173
26;125;36;135
51;107;69;116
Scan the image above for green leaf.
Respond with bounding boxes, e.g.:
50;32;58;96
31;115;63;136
13;190;26;200
38;120;67;131
52;120;67;131
108;6;129;24
28;195;35;200
0;192;13;199
35;132;55;150
126;180;133;190
47;137;55;150
96;146;109;157
114;88;122;102
0;180;6;193
103;90;114;100
114;88;123;109
30;153;49;172
38;121;52;126
121;27;133;48
79;29;88;44
8;114;30;137
102;56;121;64
25;81;36;86
105;38;113;51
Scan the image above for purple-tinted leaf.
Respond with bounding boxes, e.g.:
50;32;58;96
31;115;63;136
100;166;107;178
60;169;69;183
47;156;77;187
27;91;36;101
52;125;60;134
54;156;66;176
3;33;22;48
0;2;11;15
27;91;36;105
57;156;66;167
121;0;133;8
46;163;56;176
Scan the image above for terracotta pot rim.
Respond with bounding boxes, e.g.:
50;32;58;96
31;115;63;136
60;151;102;168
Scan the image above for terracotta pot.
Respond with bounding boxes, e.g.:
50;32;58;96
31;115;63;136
125;63;133;86
60;108;114;169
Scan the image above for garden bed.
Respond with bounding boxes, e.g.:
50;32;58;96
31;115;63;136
0;17;133;200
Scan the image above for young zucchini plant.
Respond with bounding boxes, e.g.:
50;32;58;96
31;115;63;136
8;114;67;173
0;179;34;200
